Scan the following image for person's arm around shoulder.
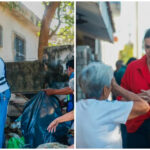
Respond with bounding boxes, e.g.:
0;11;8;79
111;78;150;120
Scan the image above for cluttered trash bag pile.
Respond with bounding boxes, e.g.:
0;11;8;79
21;91;68;148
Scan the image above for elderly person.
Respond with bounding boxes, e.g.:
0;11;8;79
76;62;150;148
117;28;150;148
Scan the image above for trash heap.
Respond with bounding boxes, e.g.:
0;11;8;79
5;94;28;148
4;45;74;148
5;92;70;148
21;91;69;148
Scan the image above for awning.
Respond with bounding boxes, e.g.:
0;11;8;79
77;2;115;42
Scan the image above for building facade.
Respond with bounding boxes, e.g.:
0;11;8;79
76;2;120;100
0;2;40;62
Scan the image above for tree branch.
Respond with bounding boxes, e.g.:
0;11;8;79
49;6;61;39
38;2;60;60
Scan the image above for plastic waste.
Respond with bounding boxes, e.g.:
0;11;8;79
10;122;21;129
21;91;68;148
15;115;22;122
7;137;25;148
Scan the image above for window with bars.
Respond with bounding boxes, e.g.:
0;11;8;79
0;25;3;47
14;35;25;61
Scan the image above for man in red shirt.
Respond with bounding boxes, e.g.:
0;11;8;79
118;28;150;148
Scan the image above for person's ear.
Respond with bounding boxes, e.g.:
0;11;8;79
103;86;111;98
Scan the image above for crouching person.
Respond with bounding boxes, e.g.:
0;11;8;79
76;62;150;148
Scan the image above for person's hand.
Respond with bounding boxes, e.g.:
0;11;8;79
138;90;150;102
42;89;54;96
47;118;59;133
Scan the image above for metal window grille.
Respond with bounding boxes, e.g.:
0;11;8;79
14;35;25;61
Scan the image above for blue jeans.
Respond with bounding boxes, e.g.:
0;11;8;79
0;89;11;148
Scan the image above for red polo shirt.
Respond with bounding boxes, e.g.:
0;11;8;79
118;55;150;133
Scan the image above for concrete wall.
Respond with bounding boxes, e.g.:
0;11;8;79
0;6;39;62
76;46;94;100
6;45;73;93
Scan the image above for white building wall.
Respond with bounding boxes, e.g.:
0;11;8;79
100;9;122;70
101;41;119;70
0;7;38;62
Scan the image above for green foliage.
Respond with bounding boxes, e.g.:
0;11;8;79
7;2;19;10
6;2;23;12
119;43;134;64
4;2;74;46
42;2;51;7
49;1;74;46
37;32;40;37
2;2;24;15
37;21;41;27
39;2;74;46
57;2;74;24
49;26;74;46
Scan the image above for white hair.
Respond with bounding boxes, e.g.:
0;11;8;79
78;62;113;99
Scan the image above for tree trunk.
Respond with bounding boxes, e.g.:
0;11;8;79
38;2;60;60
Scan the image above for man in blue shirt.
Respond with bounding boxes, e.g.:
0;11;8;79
43;59;74;113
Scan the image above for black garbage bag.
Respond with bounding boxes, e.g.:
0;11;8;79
21;91;68;148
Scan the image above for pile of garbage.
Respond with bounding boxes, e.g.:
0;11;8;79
21;91;69;148
5;115;25;148
5;94;28;148
5;91;70;148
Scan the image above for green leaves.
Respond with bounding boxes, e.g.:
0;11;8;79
7;2;19;10
49;1;74;46
37;32;40;37
37;21;41;28
4;2;22;12
5;2;74;47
